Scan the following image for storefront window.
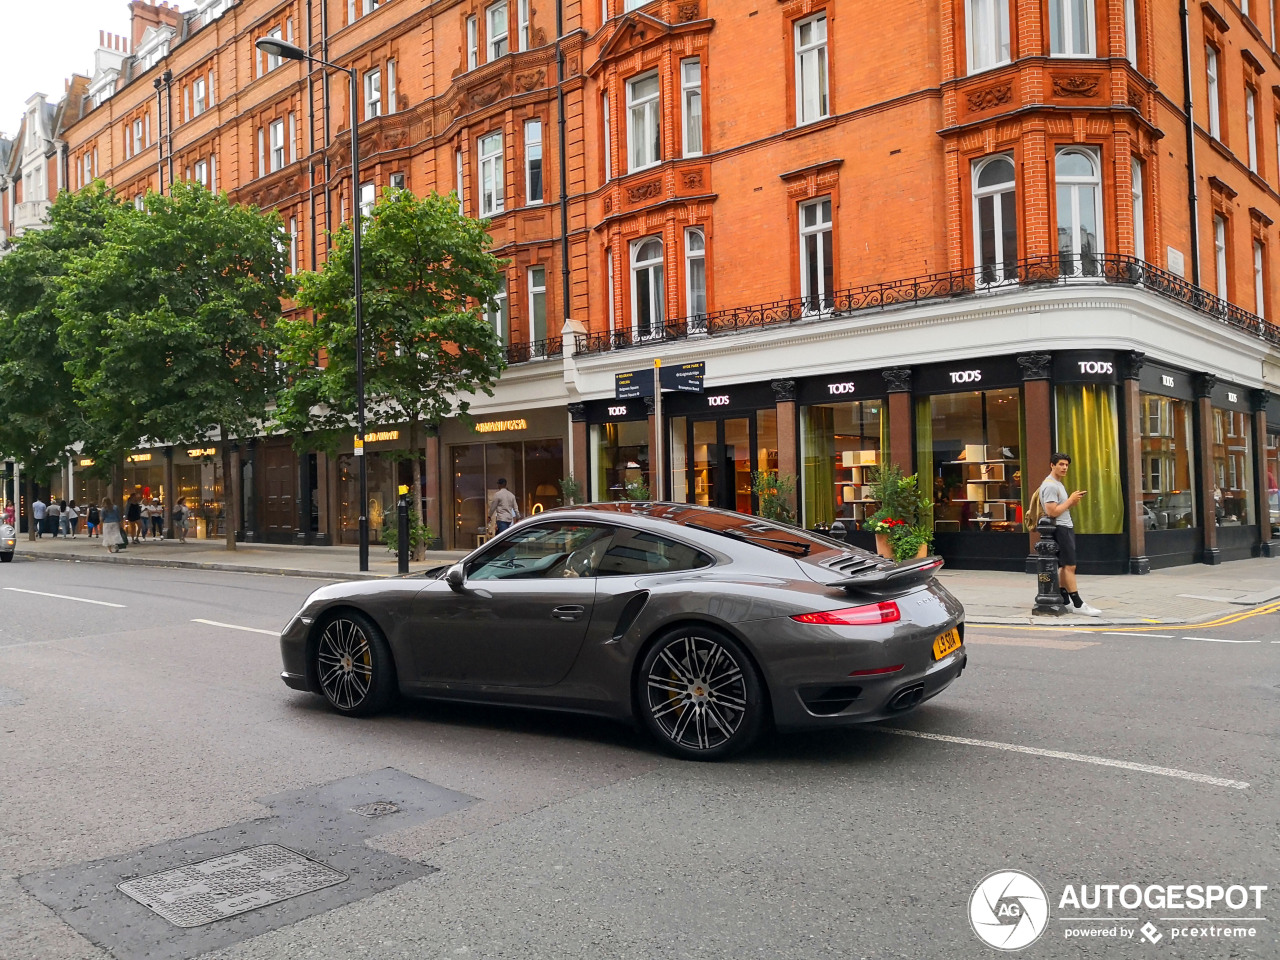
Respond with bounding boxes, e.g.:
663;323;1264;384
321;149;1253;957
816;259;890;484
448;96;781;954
1139;393;1197;529
450;438;565;547
1054;384;1123;534
800;400;883;527
1211;407;1253;525
917;387;1023;533
592;421;649;500
670;416;688;503
338;453;399;544
1265;428;1279;537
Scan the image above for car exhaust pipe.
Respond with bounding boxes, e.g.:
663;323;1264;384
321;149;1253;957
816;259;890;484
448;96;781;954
887;683;926;711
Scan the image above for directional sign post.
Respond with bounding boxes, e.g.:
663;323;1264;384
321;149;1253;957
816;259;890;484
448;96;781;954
614;369;654;399
613;360;708;501
660;361;705;393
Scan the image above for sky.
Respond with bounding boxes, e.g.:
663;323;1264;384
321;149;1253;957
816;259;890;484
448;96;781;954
0;1;131;138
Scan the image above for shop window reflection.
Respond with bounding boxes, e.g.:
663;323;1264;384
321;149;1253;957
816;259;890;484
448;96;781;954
449;438;565;548
1210;406;1253;526
1139;393;1197;529
800;401;882;529
592;420;650;501
1266;429;1279;537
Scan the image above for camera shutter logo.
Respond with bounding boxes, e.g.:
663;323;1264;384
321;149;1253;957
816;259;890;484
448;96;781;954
969;869;1050;950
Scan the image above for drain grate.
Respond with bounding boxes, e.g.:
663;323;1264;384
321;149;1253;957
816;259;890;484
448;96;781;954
351;800;399;818
117;844;346;928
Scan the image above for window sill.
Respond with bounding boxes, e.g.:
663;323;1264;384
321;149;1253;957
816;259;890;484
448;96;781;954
786;115;837;139
627;162;662;175
965;59;1012;77
1047;51;1098;59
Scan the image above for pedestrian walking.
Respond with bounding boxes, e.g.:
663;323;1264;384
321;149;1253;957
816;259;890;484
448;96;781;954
66;501;80;538
125;496;142;544
100;497;122;554
139;498;152;540
1037;452;1101;617
32;496;46;538
486;478;521;534
150;497;164;539
173;498;189;543
86;502;100;538
47;499;62;538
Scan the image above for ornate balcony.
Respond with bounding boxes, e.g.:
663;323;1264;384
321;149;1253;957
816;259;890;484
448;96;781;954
13;199;51;231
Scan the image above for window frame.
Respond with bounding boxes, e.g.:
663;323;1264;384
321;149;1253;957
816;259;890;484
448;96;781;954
487;1;509;61
1049;0;1096;57
193;75;207;116
684;226;707;318
626;71;661;172
972;154;1019;284
630;236;665;339
1246;85;1258;172
478;129;505;217
967;0;1011;74
364;68;382;120
794;12;830;125
467;16;479;71
1124;0;1139;67
1214;213;1229;300
269;117;286;172
528;265;548;343
1254;239;1267;319
1132;156;1146;261
681;58;703;157
518;0;532;51
1206;44;1221;139
798;196;834;312
524;117;543;205
1054;146;1104;276
485;276;510;346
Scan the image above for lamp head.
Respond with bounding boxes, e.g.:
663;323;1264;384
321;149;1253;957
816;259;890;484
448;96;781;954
255;37;306;61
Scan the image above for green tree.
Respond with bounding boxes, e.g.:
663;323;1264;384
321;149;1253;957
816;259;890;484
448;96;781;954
0;184;125;535
277;188;506;557
56;182;291;549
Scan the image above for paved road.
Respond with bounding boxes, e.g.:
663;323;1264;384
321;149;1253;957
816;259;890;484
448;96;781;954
0;559;1276;959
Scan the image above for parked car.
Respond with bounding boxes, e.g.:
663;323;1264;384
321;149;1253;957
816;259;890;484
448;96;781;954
0;520;14;562
278;502;967;759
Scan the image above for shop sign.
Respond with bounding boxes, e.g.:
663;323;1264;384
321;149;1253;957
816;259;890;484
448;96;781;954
949;369;983;384
1052;353;1119;384
127;453;152;463
79;458;95;467
363;430;400;442
607;405;629;417
826;381;858;396
187;447;217;458
707;394;731;407
1227;391;1238;404
1162;375;1175;387
475;418;528;434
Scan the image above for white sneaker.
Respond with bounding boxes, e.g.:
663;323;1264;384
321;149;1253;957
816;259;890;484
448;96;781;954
1075;602;1102;617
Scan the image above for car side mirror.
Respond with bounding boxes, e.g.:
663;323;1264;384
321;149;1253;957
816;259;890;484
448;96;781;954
444;563;466;593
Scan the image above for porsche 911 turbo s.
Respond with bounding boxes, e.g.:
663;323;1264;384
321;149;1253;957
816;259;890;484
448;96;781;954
279;502;966;760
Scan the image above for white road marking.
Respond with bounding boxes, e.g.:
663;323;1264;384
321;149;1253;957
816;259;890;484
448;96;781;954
1184;637;1260;643
191;619;279;636
1103;631;1174;638
3;587;125;608
965;636;1099;650
871;727;1249;789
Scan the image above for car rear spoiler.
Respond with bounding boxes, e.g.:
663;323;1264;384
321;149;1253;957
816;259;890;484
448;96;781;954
833;556;944;592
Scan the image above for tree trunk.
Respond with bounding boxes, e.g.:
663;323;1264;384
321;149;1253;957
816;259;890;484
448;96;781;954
409;418;425;560
221;426;237;551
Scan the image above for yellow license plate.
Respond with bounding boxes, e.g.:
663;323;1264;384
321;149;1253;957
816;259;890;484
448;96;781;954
932;628;962;661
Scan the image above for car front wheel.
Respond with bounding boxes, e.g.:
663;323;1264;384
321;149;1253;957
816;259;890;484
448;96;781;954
0;552;12;563
637;626;766;760
314;611;397;717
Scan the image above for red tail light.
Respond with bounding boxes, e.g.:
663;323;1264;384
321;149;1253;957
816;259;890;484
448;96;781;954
849;663;906;677
790;601;901;626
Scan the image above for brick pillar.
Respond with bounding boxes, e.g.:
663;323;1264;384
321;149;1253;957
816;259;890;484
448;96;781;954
1195;374;1220;564
1121;352;1149;573
568;403;588;499
884;367;913;474
644;396;660;500
772;379;798;518
425;429;442;548
1252;390;1275;556
1019;354;1054;570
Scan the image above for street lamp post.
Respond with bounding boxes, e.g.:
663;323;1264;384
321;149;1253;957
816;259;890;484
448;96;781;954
256;38;369;571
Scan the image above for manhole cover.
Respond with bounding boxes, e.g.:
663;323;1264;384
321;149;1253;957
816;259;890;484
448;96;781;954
117;844;346;927
351;800;399;818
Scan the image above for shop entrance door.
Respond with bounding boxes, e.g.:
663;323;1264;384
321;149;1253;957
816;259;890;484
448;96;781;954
687;417;756;513
259;445;296;541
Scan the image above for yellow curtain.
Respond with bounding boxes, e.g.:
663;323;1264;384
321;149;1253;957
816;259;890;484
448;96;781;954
802;406;835;526
914;396;934;528
1054;385;1123;534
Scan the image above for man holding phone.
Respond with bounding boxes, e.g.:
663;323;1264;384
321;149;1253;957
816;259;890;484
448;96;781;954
1039;452;1101;616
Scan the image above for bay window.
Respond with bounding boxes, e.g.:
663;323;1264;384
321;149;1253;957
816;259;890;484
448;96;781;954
968;0;1011;73
1055;148;1102;276
1050;0;1094;56
973;155;1018;283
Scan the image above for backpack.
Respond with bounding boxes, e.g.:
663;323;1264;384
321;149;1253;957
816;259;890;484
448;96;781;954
1022;483;1045;533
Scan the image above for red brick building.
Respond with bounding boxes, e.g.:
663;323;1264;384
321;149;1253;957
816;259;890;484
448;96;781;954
4;0;1280;571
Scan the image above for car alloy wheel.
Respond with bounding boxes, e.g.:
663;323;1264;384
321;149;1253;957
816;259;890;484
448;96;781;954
638;627;765;760
314;611;396;717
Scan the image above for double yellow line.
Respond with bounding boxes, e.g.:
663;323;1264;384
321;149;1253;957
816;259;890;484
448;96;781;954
977;598;1280;634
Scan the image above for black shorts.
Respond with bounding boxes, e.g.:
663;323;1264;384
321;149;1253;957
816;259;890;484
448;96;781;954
1055;526;1077;568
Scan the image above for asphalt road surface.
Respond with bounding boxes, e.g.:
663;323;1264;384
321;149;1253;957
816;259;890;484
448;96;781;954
0;559;1276;959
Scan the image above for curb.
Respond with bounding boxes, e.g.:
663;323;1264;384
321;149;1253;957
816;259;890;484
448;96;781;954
22;551;397;581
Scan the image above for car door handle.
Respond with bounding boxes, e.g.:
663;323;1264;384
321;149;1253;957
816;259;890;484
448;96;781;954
551;605;585;621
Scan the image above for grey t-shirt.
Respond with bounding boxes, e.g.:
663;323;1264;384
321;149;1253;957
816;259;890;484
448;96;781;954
1039;476;1072;528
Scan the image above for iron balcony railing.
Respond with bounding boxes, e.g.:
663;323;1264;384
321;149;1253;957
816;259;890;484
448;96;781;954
505;335;563;365
572;254;1280;356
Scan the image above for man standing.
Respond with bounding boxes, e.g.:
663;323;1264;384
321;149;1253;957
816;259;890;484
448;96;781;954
1038;452;1101;617
487;478;521;534
46;499;62;538
31;496;46;538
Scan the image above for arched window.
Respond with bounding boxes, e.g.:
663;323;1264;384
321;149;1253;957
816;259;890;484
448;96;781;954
973;155;1018;283
631;237;665;338
1055;148;1102;276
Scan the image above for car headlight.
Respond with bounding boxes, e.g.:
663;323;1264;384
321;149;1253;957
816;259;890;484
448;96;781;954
2;539;14;548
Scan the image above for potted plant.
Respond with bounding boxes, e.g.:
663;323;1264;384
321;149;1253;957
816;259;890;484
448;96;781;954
891;523;934;562
862;465;931;559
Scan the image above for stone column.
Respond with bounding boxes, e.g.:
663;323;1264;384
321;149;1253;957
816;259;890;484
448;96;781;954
883;367;913;474
568;403;589;499
1019;353;1053;571
1195;373;1220;564
772;379;798;518
1121;351;1149;573
1252;390;1274;557
644;396;660;500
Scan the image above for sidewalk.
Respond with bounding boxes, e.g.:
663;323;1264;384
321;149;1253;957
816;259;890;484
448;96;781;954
11;531;1280;625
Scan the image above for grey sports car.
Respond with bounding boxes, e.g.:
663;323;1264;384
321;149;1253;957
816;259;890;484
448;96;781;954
279;502;967;760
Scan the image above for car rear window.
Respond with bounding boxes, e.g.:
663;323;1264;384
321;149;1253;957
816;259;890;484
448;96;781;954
597;528;713;576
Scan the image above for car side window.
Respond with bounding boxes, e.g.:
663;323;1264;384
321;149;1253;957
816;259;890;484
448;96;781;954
597;528;713;576
468;522;613;580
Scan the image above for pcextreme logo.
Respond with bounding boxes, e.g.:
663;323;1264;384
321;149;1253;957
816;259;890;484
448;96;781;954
969;870;1051;951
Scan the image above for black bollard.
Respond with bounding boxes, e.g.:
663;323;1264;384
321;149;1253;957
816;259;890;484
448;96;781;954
1032;515;1066;614
397;489;410;575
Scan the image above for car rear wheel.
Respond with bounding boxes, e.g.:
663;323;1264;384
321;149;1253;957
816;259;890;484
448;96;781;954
637;626;766;760
314;611;397;717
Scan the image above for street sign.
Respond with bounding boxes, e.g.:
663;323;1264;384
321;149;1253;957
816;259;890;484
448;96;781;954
615;370;654;399
660;361;705;393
